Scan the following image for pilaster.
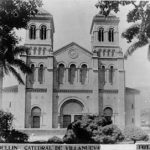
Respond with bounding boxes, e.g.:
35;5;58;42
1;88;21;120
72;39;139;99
92;52;99;114
117;57;125;129
46;52;54;128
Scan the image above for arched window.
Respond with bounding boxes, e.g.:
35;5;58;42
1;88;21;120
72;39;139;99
29;25;36;39
40;25;47;40
109;66;114;84
107;50;110;56
108;28;114;42
98;28;104;42
58;64;65;84
69;64;76;84
103;50;106;56
31;107;41;128
43;48;46;55
80;64;87;84
112;50;115;56
30;64;35;84
100;66;105;84
38;64;44;84
33;47;37;55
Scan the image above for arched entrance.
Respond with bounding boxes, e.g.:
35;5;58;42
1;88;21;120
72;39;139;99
31;107;41;128
103;107;113;121
60;99;84;128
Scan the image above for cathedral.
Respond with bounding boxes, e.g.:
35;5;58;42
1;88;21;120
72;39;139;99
2;8;139;130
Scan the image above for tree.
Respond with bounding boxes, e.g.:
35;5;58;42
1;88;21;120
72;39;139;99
123;126;149;143
0;110;28;143
0;0;42;109
95;1;150;59
63;115;124;144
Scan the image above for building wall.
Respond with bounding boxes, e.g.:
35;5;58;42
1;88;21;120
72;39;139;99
125;92;135;126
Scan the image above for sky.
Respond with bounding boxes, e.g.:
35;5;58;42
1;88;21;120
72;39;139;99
3;0;150;89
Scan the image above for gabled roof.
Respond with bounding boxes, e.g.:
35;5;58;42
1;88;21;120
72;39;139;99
54;42;93;56
126;87;140;94
3;85;18;93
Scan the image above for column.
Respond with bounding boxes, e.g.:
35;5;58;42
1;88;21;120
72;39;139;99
35;67;38;83
77;68;80;83
65;68;68;83
104;31;108;43
106;68;109;84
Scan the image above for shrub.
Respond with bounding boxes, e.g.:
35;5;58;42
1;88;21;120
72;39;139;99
123;126;149;143
0;110;28;143
63;115;124;144
5;129;28;143
48;136;63;144
92;124;124;144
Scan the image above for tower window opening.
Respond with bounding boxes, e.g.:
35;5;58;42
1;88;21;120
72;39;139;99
108;28;114;42
29;25;36;39
38;64;44;84
109;66;114;84
30;64;35;84
99;65;105;84
98;28;104;42
40;25;47;40
108;50;110;56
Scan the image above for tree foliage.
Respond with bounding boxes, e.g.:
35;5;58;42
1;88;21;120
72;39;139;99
0;110;28;143
123;126;149;143
0;0;42;84
63;115;124;144
95;1;150;59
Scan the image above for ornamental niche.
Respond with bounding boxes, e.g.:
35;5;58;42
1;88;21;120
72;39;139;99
68;49;79;59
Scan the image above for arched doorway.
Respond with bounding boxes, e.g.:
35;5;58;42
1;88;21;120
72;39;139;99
31;107;41;128
103;107;113;121
60;100;84;128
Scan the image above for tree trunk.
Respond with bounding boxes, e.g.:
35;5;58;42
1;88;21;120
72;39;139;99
0;65;3;110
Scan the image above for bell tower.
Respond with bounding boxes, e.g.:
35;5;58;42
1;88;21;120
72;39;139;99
90;13;125;129
21;7;55;129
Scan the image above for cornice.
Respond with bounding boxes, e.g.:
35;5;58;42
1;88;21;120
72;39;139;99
24;44;51;47
3;85;18;93
99;89;118;93
26;88;47;92
20;55;49;59
53;89;93;93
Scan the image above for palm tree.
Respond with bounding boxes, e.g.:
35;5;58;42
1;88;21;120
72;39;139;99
121;2;150;59
0;31;32;109
0;0;43;110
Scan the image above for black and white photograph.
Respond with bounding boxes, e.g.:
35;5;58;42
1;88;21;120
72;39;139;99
0;0;150;149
